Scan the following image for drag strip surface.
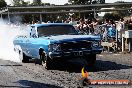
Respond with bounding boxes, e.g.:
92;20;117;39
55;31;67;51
0;53;131;88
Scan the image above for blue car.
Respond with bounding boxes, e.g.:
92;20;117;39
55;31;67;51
13;23;102;69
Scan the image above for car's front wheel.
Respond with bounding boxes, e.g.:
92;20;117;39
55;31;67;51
40;51;53;69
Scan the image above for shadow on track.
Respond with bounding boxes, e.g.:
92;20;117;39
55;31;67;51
0;64;22;66
29;58;132;73
0;85;24;88
95;60;132;72
16;80;62;88
48;60;96;73
47;59;132;73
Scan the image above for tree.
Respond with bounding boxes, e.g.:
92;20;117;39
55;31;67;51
12;0;30;6
68;0;105;19
0;0;7;8
68;0;105;5
30;0;43;6
68;0;92;5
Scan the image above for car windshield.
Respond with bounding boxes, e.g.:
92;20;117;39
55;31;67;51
37;25;78;37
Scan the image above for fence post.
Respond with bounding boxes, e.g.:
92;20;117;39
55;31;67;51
116;29;118;52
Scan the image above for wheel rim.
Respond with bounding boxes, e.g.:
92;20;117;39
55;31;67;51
40;51;48;68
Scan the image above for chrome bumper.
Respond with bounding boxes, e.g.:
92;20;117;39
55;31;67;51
48;49;102;59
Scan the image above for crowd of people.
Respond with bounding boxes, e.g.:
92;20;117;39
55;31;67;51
66;18;120;42
62;17;132;42
31;17;132;42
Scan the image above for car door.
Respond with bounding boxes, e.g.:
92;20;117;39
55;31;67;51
26;26;39;58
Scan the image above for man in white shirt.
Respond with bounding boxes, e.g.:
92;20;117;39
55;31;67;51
117;18;125;39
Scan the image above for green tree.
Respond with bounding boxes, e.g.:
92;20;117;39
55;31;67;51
12;0;30;6
30;0;43;6
68;0;105;19
0;0;7;8
68;0;92;5
68;0;105;5
12;0;31;23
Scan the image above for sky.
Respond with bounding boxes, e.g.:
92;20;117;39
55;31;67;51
4;0;132;5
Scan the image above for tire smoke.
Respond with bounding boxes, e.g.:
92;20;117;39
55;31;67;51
0;19;28;62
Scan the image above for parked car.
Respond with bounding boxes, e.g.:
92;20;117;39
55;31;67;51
13;23;102;69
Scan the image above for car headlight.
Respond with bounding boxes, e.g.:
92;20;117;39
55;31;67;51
48;44;61;52
92;41;99;47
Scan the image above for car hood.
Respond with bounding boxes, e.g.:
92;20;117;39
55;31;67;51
43;35;100;43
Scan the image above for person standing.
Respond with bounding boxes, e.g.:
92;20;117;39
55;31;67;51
69;18;77;26
117;18;125;39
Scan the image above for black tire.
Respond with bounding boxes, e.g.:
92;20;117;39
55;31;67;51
45;57;53;69
84;54;96;66
40;51;53;69
22;53;29;63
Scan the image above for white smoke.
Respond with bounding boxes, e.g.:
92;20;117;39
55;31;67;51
0;19;28;62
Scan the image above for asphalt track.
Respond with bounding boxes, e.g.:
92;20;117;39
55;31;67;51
0;53;131;88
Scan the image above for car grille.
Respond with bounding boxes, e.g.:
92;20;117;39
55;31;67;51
60;41;92;51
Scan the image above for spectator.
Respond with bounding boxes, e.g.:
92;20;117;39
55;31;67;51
128;17;132;25
117;18;125;39
107;20;116;41
83;19;89;34
69;18;77;26
102;19;109;42
88;19;93;34
77;19;85;33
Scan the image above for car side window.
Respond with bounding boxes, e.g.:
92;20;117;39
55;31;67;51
30;26;38;38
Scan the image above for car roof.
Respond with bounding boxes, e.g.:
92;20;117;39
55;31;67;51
31;23;72;27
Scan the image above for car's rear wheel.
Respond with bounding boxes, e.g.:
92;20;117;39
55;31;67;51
22;53;29;63
14;45;29;63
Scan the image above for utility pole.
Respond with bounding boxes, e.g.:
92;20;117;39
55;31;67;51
94;8;96;18
40;13;42;23
7;7;10;23
0;14;2;19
